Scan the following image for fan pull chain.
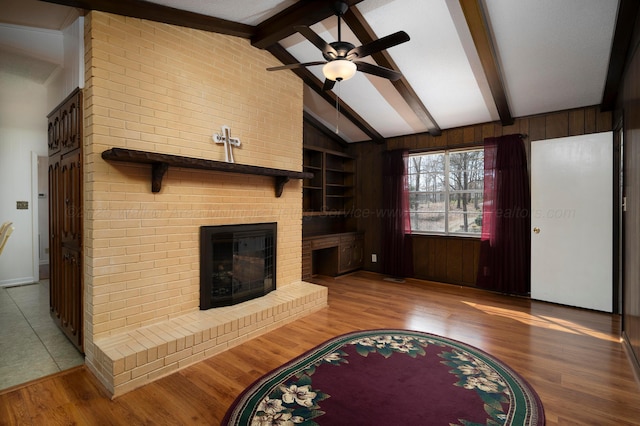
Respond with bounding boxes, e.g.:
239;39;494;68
335;81;341;134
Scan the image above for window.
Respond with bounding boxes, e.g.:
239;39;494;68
407;148;484;235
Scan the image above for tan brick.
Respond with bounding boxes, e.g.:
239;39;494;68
85;9;307;393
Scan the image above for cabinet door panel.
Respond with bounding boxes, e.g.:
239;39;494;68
49;160;62;319
60;151;82;247
352;236;364;268
61;95;81;153
339;243;352;272
48;113;60;156
56;248;83;348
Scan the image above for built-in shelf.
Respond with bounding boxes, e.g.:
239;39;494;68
101;147;313;197
302;147;355;215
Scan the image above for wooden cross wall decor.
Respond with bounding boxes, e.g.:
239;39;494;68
213;125;241;163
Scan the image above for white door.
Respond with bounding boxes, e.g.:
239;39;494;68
531;132;612;312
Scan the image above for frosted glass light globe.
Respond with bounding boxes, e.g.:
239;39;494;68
323;59;357;81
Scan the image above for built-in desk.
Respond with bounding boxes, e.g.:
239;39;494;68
302;232;364;279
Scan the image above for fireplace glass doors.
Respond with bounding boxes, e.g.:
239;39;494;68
200;223;276;309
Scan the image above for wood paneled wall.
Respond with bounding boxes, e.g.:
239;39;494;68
347;141;385;271
386;105;612;151
411;235;480;285
351;105;612;286
620;12;640;380
303;119;345;152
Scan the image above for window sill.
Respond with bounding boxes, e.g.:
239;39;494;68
408;232;481;239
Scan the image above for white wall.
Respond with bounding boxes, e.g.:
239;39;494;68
47;16;84;111
0;71;48;285
0;16;83;285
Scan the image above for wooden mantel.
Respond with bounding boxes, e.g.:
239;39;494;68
101;148;313;197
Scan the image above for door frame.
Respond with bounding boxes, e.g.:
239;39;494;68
31;152;39;282
614;117;623;317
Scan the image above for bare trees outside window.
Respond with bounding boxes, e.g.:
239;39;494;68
407;149;484;235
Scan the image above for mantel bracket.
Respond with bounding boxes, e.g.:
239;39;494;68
151;162;169;193
275;176;290;197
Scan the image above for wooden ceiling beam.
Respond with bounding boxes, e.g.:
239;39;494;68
251;0;363;49
342;7;442;136
39;0;255;38
267;44;384;143
601;0;640;111
459;0;514;126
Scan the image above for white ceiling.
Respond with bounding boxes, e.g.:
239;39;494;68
0;0;620;142
0;0;77;84
484;0;618;118
145;0;298;26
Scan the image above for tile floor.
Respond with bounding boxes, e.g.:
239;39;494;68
0;280;84;391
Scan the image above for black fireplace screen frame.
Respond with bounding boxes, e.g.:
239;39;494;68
200;222;276;309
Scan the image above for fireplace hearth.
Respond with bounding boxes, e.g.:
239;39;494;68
200;223;276;309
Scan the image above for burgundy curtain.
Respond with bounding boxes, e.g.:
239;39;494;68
381;150;413;278
476;134;531;294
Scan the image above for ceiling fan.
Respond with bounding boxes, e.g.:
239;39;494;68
267;1;410;91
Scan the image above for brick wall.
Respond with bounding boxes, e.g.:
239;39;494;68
82;11;306;383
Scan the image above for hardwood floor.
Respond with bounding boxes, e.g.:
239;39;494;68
1;271;639;425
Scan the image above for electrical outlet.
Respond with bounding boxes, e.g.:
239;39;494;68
371;254;377;263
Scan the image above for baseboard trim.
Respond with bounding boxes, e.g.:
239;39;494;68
0;277;37;288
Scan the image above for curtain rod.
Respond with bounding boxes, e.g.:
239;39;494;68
400;133;529;155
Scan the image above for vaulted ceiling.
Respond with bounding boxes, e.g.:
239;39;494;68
0;0;635;143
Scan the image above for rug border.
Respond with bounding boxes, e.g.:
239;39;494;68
222;329;545;425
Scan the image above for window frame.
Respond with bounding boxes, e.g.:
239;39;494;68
407;147;484;237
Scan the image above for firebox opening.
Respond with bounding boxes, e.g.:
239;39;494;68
200;223;276;309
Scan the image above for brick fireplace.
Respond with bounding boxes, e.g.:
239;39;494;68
81;12;327;397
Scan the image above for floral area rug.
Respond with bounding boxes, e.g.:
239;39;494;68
223;329;545;425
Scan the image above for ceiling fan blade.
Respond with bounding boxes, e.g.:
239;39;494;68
267;61;327;71
294;25;338;58
354;61;403;81
347;31;410;59
322;79;336;91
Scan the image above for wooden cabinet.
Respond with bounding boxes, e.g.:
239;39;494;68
303;148;355;215
48;88;83;352
48;90;81;156
339;234;364;274
302;232;363;279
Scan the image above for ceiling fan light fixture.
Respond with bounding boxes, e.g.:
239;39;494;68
323;59;357;82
